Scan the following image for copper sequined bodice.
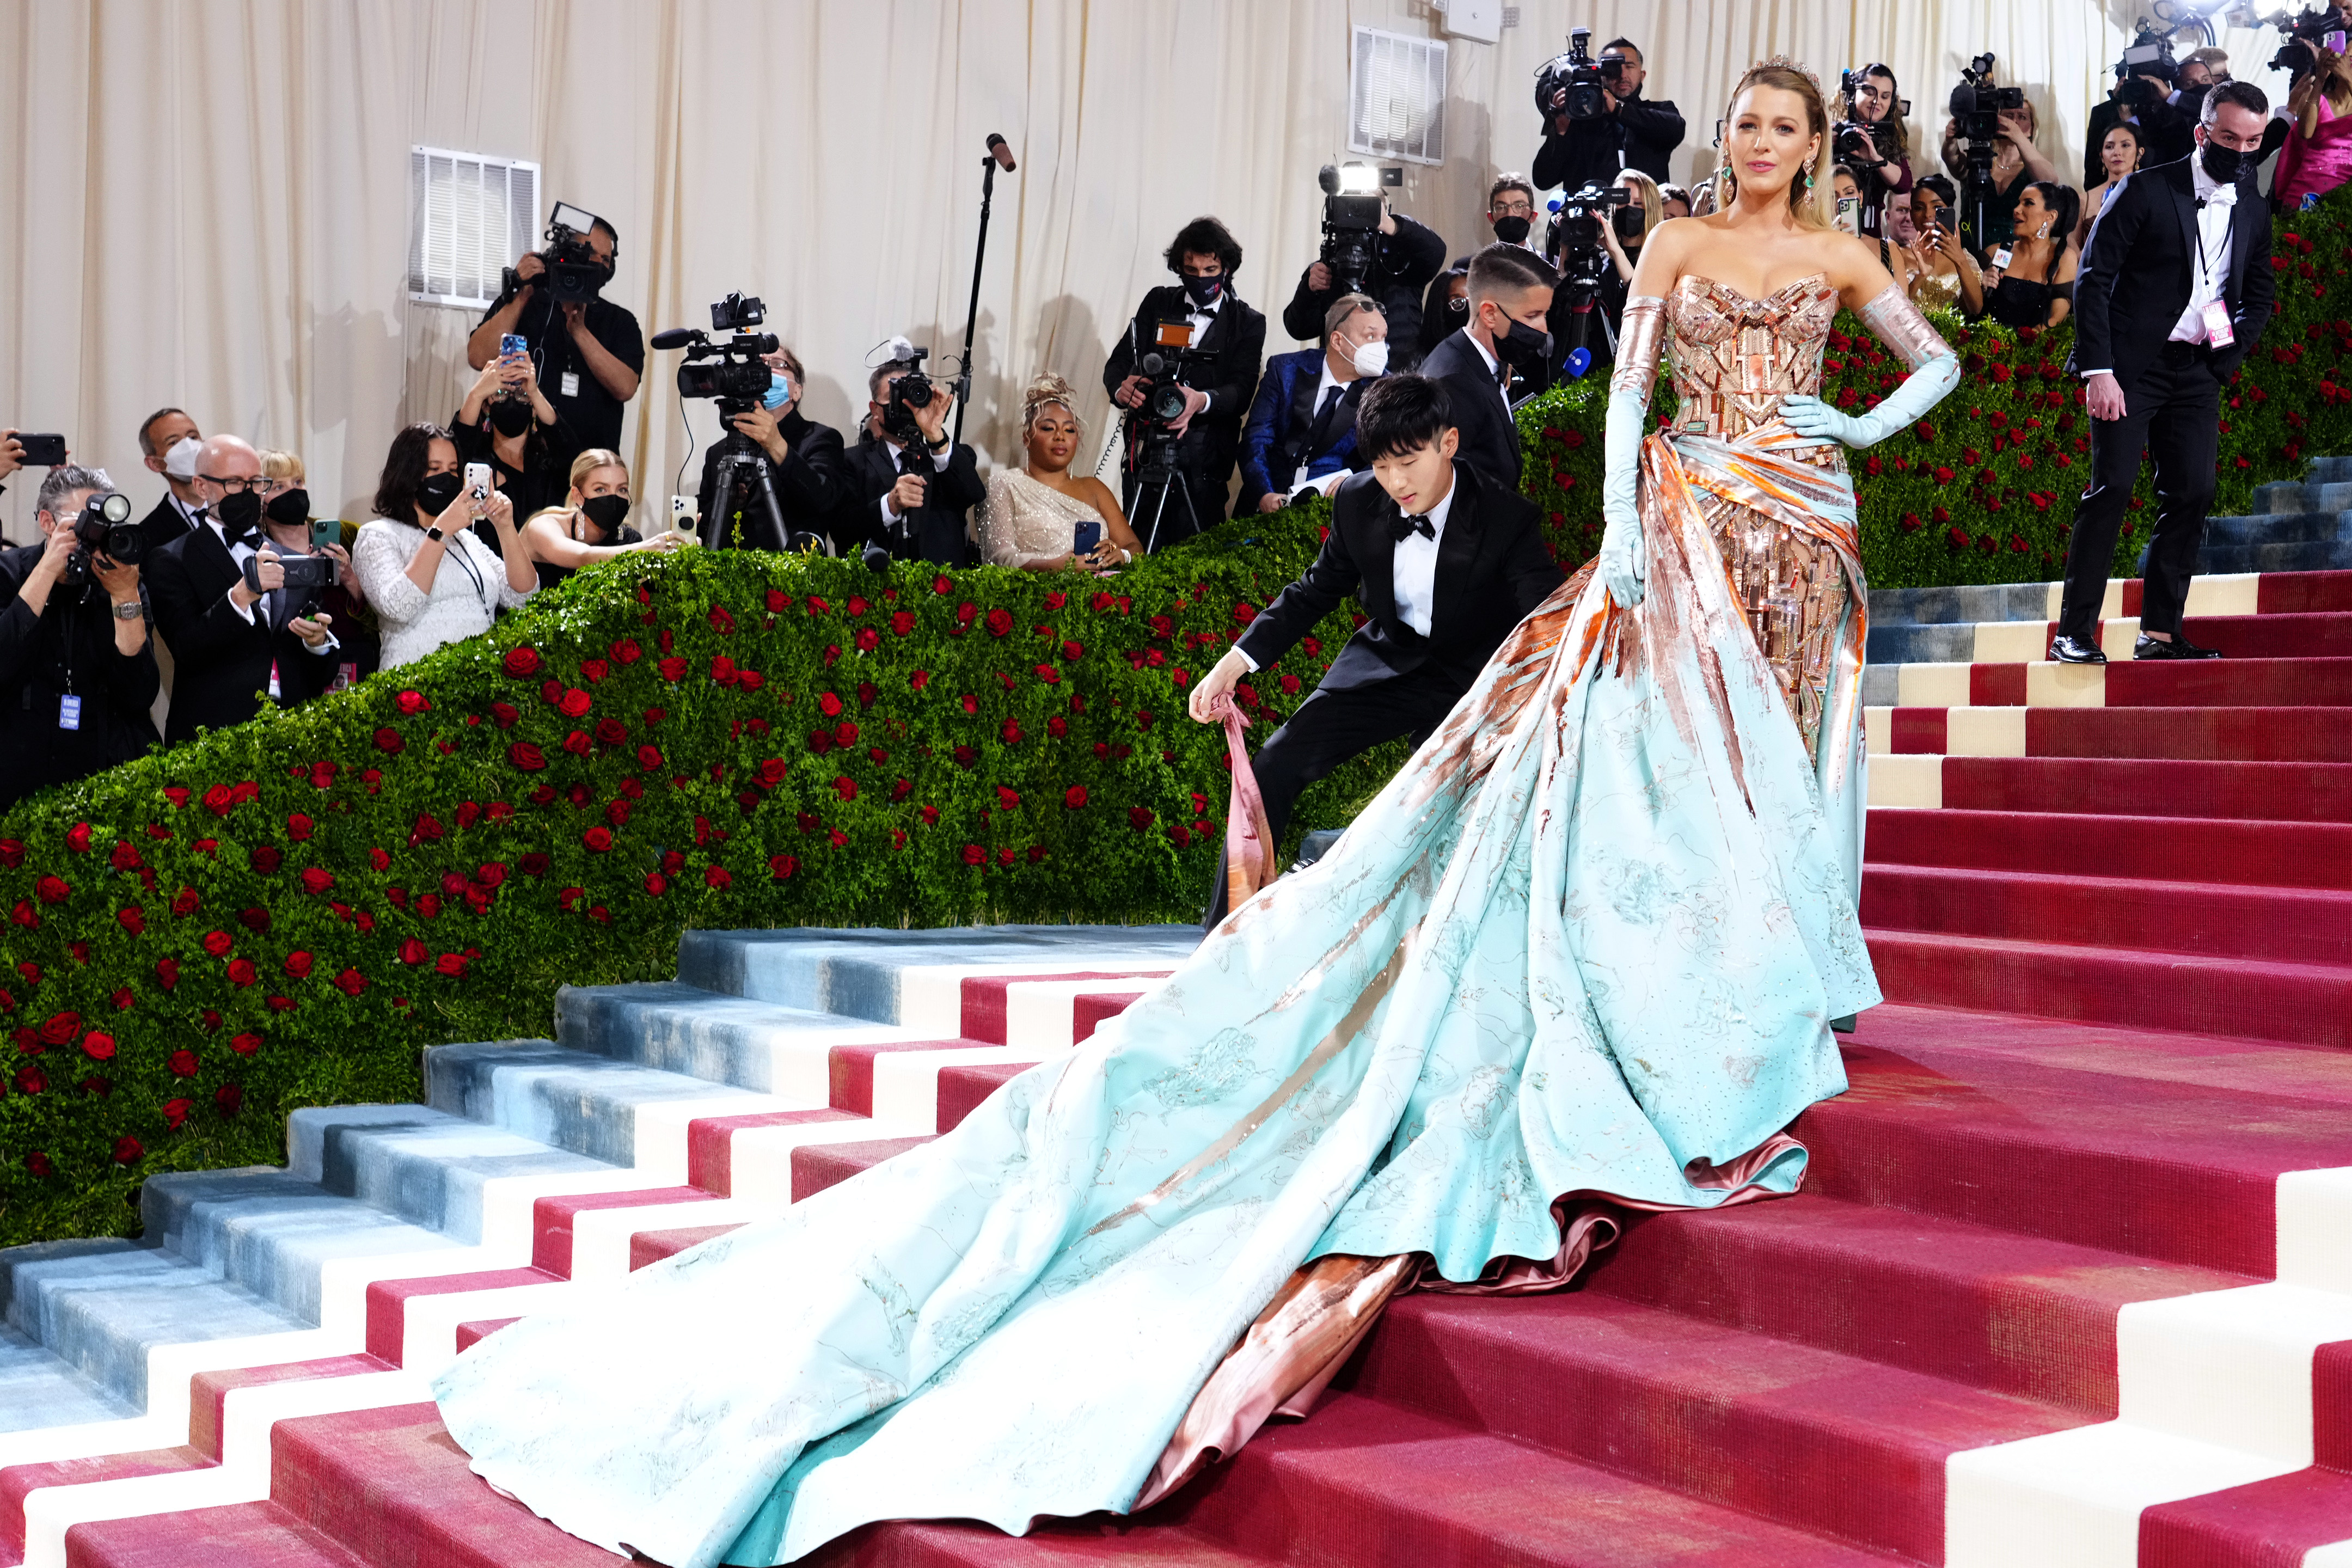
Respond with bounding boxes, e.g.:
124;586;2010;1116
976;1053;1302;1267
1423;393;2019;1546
1663;272;1842;443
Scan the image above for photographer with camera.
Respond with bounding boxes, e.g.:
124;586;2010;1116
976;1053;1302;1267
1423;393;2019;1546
464;206;644;454
452;342;578;558
1239;295;1390;514
1103;217;1267;545
694;343;846;553
1419;244;1557;491
0;465;158;810
834;350;986;568
1539;176;1636;370
1533;34;1685;192
1940;62;2059;254
1279;166;1444;370
2055;81;2276;667
1835;65;1915;240
257;448;375;695
352;424;536;670
143;435;341;744
2082;40;2195;194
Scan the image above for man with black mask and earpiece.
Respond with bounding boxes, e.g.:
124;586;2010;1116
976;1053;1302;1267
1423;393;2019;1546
144;434;340;745
1414;244;1557;492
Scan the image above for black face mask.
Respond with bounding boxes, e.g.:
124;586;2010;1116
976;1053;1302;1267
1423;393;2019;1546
578;493;631;538
264;488;310;529
1497;315;1554;369
1181;272;1224;308
1492;215;1532;245
488;398;534;437
415;471;464;518
2200;139;2250;183
212;488;263;542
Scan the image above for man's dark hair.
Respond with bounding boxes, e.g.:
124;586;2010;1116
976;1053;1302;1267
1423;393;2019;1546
373;422;457;523
1602;38;1640;59
136;406;189;458
1488;173;1536;210
2203;78;2269;125
1467;242;1558;303
1164;217;1243;277
1355;374;1454;462
590;216;620;255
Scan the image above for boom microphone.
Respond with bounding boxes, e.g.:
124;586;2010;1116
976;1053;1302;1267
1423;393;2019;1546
986;133;1017;174
650;327;699;350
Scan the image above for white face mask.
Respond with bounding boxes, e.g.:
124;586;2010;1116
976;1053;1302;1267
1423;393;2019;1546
1351;338;1391;377
163;436;201;482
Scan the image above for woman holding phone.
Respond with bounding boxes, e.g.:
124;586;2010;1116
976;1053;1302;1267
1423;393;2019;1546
352;424;536;667
1900;175;1986;317
452;336;578;556
973;373;1141;571
256;449;377;691
519;449;684;590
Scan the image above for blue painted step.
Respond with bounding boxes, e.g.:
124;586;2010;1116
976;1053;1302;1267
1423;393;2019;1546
676;924;1200;1018
426;1034;770;1163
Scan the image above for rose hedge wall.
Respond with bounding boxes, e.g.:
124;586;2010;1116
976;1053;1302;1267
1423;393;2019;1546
1518;186;2352;590
8;192;2352;1245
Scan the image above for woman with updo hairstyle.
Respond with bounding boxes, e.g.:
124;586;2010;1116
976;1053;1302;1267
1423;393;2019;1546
518;448;683;591
973;374;1143;571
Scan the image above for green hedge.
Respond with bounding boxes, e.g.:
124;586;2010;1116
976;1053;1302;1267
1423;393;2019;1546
7;190;2350;1245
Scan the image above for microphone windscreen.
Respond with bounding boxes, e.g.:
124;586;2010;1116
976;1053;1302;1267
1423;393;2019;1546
986;133;1018;173
650;327;697;350
1565;347;1594;380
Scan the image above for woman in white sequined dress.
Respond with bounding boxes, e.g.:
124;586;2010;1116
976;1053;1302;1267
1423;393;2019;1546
974;374;1143;572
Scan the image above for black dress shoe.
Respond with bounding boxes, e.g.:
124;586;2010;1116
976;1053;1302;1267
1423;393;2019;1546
2135;631;2222;660
2048;634;2107;665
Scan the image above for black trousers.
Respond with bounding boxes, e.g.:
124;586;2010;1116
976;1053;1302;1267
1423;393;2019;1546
2059;345;2223;640
1203;670;1465;928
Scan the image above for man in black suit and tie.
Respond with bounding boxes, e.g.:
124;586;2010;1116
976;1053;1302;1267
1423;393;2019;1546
1188;375;1564;926
1103;217;1268;547
133;407;205;554
831;353;987;567
1416;244;1558;494
2055;81;2276;664
145;434;341;745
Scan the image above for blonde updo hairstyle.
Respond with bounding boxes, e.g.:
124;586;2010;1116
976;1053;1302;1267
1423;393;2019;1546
1020;373;1083;442
1713;61;1839;232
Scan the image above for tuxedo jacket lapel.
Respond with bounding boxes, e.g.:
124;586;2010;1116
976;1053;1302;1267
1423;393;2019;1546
2227;185;2259;309
1356;492;1400;627
2165;161;2200;293
189;524;241;601
1428;466;1483;646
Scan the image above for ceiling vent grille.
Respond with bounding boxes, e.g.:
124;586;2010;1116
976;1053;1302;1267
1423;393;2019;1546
1349;27;1448;166
408;146;540;309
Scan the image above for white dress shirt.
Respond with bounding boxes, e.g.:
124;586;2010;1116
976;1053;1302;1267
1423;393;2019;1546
1389;471;1455;640
2170;157;2237;344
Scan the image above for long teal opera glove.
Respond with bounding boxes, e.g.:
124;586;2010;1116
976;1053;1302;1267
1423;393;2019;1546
1599;295;1667;608
1780;282;1962;449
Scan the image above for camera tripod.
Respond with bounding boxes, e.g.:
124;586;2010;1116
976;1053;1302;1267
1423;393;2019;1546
702;416;791;551
1128;424;1205;554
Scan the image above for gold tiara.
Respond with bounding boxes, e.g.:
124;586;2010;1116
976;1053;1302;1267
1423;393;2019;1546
1746;54;1824;94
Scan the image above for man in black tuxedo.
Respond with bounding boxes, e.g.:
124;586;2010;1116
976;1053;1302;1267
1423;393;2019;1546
830;354;985;567
1416;244;1557;494
1188;375;1563;926
2056;82;2276;664
1103;217;1267;547
145;435;341;745
133;407;205;554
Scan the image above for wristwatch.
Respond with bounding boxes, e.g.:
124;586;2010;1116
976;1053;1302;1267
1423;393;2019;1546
926;432;951;450
424;524;446;542
112;599;145;622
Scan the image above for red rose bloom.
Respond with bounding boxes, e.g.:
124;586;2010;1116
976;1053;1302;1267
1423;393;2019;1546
398;938;428;965
985;607;1013;638
117;906;146;935
583;826;615;852
155;958;180;990
504;646;541;677
659;656;688;682
564;730;592;756
215;1085;242;1115
112;1136;144;1165
920;805;940;824
961;843;987;866
35;875;70;905
300;868;334;896
16;1067;46;1095
558;688;592;718
396;689;430;715
82;1030;115;1060
435;952;469;977
595;718;628;746
996;846;1016;866
509;742;547;771
1064;785;1089;809
227;958;259;987
1128;806;1155;829
910;670;930;689
334;968;368;996
832;776;857;801
163;1098;193;1129
203;784;236;816
769;854;800;879
891;610;915;636
284;951;314;979
201;930;233;957
108;838;140;869
168;1049;199;1078
705;865;731;889
996;786;1022;810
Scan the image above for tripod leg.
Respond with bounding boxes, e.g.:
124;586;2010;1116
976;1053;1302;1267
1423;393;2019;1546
748;462;791;552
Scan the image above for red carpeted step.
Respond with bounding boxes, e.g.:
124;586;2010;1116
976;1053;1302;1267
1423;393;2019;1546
959;972;1168;1046
1861;865;2352;965
3;1447;206;1561
453;1318;519;1352
189;1356;386;1461
365;1267;558;1364
1159;1389;1903;1566
937;1062;1031;1132
807;1518;1276;1568
629;1222;744;1271
688;1106;860;1193
1074;991;1145;1041
1342;1290;2072;1560
2104;656;2352;707
2179;610;2352;658
2136;1466;2352;1565
2023;706;2352;762
790;1135;935;1202
2321;1339;2352;1468
1582;1194;2247;1417
65;1499;370;1567
1805;1013;2352;1275
1887;707;1947;753
2259;568;2352;613
531;1185;710;1274
1866;808;2352;890
1938;756;2352;821
829;1040;970;1117
1864;927;2352;1048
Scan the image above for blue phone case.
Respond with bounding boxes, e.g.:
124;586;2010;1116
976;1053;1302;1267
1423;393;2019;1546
1073;519;1103;556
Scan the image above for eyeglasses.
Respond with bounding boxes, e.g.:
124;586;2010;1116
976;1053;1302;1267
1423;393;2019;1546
1492;200;1536;216
198;473;269;494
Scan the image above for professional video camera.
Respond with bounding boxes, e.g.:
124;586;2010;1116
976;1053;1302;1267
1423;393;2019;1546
1947;53;2028;247
2114;25;2178;107
1534;27;1627;124
58;491;139;590
1548;181;1634;294
2264;5;2347;76
503;201;611;306
1122;318;1220;550
1317;162;1385;296
1835;67;1906;239
879;347;942;443
653;292;787;548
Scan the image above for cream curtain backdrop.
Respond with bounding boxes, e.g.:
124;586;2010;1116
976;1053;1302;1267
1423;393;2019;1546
0;0;2289;544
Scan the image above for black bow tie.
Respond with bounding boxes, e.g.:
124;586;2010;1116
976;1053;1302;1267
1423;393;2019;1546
1391;512;1436;543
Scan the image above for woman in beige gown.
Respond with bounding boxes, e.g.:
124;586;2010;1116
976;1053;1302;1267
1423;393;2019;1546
975;374;1145;571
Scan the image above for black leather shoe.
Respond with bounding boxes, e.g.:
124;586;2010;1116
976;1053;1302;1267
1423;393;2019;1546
2135;631;2222;660
2048;634;2107;665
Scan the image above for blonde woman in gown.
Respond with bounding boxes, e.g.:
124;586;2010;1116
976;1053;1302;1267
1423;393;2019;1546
431;60;1957;1568
975;374;1144;571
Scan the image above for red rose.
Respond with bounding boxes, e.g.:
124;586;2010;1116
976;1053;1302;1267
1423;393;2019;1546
16;1067;46;1095
203;784;236;816
398;938;427;965
933;574;953;595
994;846;1014;867
952;745;977;768
583;827;615;852
202;930;233;957
659;656;688;682
891;611;915;636
334;967;368;997
227;958;259;987
519;853;552;878
373;727;405;754
508;742;547;771
829;776;857;802
595;718;628;746
1001;719;1025;745
961;843;987;866
117;906;146;935
168;1049;199;1078
1033;664;1061;684
284;951;314;979
156;958;180;989
35;876;70;905
644;872;669;897
238;905;271;932
709;655;738;685
435;952;469;977
985;607;1013;638
705;865;731;889
1064;785;1089;809
557;688;591;718
1169;824;1193;848
504;646;541;677
396;689;430;715
300;868;334;896
709;604;738;634
476;862;506;888
163;1099;193;1130
834;721;858;747
0;839;22;867
112;1136;144;1165
564;730;592;756
287;813;314;841
911;670;930;690
82;1030;115;1060
103;837;135;868
1128;806;1155;830
111;987;133;1012
769;854;799;880
251;846;282;874
39;1010;79;1045
489;701;520;730
636;744;665;773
